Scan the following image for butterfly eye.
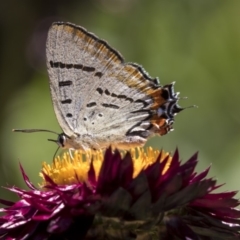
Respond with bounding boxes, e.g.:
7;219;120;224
57;133;67;148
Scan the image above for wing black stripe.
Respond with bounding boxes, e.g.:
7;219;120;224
102;103;120;109
61;99;72;104
50;61;95;72
59;80;73;87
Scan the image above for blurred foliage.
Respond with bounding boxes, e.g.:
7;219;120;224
0;0;240;203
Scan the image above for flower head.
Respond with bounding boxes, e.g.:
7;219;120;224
0;147;240;239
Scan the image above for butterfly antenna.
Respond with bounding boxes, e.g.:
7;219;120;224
52;146;60;161
47;138;62;161
13;129;59;135
185;105;198;109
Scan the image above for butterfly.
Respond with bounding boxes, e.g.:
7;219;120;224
14;22;183;151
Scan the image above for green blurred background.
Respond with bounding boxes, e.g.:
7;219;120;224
0;0;240;202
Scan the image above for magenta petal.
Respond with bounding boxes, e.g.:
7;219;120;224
97;148;122;195
194;166;210;181
118;152;134;189
19;163;36;190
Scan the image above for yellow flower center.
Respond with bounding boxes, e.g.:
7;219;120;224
40;147;172;186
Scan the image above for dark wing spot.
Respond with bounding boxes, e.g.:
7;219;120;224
118;94;127;99
96;88;103;95
110;92;133;103
95;72;103;78
134;99;150;108
161;88;170;99
126;97;134;103
66;64;73;69
105;89;110;95
89;110;95;118
86;102;97;108
82;66;95;72
126;130;149;139
66;113;73;118
59;81;73;87
74;64;83;69
59;62;65;68
50;61;55;67
102;103;120;109
61;99;72;104
49;61;95;71
118;94;134;103
130;109;152;114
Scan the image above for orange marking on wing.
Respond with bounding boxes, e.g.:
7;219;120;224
145;89;166;110
120;66;148;87
151;117;165;126
151;119;172;136
93;42;109;60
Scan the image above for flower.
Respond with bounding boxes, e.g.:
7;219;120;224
0;147;240;240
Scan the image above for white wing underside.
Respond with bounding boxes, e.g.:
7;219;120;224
46;23;180;150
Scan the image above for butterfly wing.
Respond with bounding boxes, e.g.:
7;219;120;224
46;22;182;150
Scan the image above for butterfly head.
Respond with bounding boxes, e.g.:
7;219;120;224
46;132;66;148
52;133;86;150
54;133;71;149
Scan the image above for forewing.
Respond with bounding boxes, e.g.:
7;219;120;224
46;22;123;137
